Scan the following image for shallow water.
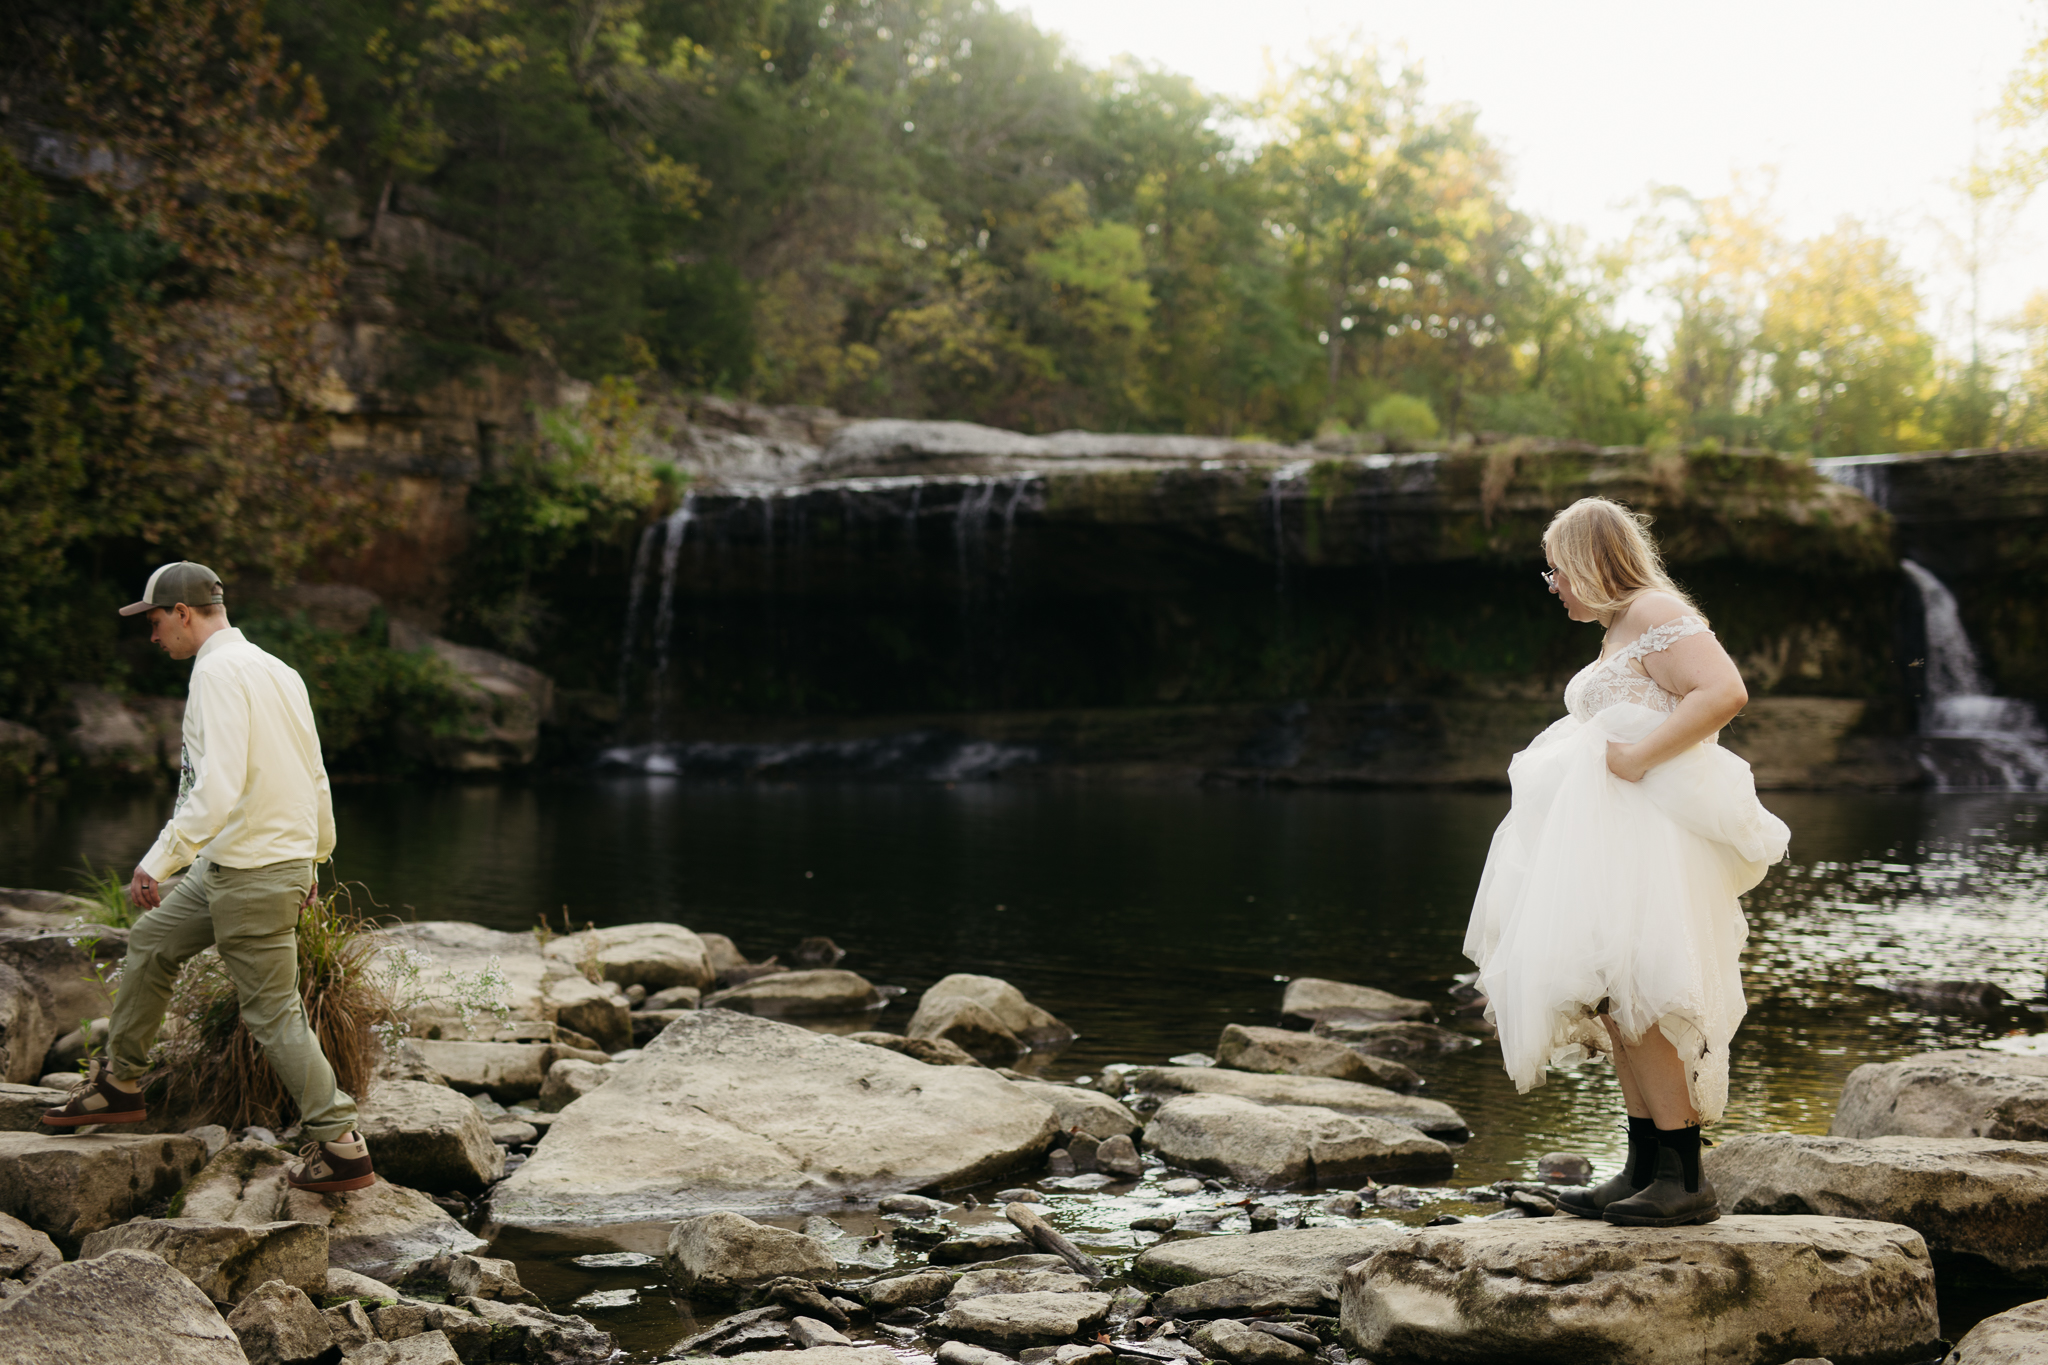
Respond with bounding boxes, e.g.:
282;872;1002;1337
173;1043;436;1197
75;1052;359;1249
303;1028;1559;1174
7;781;2046;1353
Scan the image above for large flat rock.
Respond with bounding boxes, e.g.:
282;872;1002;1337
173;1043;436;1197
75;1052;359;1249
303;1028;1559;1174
0;1131;207;1254
1340;1216;1940;1365
486;1010;1061;1225
1707;1132;2048;1276
1146;1094;1454;1188
1124;1066;1468;1139
1131;1226;1409;1307
1832;1049;2048;1141
928;1290;1113;1348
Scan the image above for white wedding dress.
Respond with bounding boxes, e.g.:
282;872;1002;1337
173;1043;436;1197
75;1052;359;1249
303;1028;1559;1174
1463;615;1790;1123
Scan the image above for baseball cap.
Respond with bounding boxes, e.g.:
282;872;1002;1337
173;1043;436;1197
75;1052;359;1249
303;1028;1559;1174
119;562;225;617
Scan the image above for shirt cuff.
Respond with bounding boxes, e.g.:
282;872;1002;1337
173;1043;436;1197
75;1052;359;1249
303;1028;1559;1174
140;834;190;882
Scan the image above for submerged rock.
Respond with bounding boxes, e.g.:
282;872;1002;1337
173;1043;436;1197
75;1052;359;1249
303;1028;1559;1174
702;969;887;1018
487;1010;1060;1226
1146;1094;1453;1188
1706;1132;2048;1276
0;1130;208;1254
928;1290;1112;1349
1214;1024;1421;1091
1339;1216;1940;1365
1831;1049;2048;1141
1279;979;1433;1028
1123;1066;1468;1139
356;1078;505;1194
1310;1018;1482;1056
0;1247;247;1364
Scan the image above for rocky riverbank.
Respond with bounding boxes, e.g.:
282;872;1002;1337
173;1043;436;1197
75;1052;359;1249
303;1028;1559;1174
3;900;2047;1364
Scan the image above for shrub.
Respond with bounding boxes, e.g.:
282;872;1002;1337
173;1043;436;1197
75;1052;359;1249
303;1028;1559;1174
1367;393;1442;446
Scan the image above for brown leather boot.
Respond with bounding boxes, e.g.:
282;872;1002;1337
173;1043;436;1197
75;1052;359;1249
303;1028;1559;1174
41;1061;148;1128
287;1131;377;1193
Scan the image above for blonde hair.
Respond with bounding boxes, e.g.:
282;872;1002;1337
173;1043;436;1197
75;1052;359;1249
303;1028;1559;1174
1542;497;1704;625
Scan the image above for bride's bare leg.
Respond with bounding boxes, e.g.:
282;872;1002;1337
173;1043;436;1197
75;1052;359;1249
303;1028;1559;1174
1600;1015;1649;1120
1611;1022;1699;1130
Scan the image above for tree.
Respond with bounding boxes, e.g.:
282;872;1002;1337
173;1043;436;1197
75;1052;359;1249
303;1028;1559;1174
1756;221;1934;456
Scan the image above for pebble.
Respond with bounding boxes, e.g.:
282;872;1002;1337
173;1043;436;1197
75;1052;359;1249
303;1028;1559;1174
997;1188;1045;1203
571;1252;659;1269
1159;1178;1205;1196
1130;1215;1177;1232
1536;1152;1594;1185
878;1194;950;1218
1320;1192;1362;1216
1168;1052;1216;1067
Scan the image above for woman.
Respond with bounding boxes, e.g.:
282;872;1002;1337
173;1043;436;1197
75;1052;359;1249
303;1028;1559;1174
1465;496;1788;1228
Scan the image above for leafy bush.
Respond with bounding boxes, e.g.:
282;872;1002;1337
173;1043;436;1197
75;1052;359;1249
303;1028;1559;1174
1367;394;1442;446
240;615;469;774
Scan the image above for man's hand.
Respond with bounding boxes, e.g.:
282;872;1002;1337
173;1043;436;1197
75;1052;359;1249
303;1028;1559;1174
300;882;319;911
129;866;162;910
1606;740;1650;783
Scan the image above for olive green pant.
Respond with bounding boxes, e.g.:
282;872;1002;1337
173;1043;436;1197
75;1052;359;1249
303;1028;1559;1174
109;856;359;1142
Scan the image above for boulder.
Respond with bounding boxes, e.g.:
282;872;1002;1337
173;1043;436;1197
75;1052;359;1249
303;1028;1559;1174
351;1330;462;1364
1215;1024;1422;1091
846;1032;982;1067
664;1211;836;1301
1832;1049;2048;1141
0;1211;60;1285
929;1291;1113;1349
176;1139;485;1282
538;1058;616;1112
326;1267;400;1302
1005;1080;1140;1140
453;1295;616;1363
1280;979;1432;1027
791;1316;853;1348
702;969;887;1018
632;1009;695;1044
864;1268;958;1309
487;1010;1060;1226
365;922;554;1032
910;975;1075;1051
699;934;749;976
1946;1297;2048;1364
388;622;554;771
370;1300;489;1353
0;927;127;1049
403;1251;538;1305
0;1130;208;1253
0;720;53;786
645;985;702;1011
947;1265;1092;1301
544;924;716;992
1095;1133;1143;1177
1706;1132;2048;1276
356;1079;505;1194
908;998;1026;1063
543;976;631;1054
1309;1018;1483;1056
1156;1272;1323;1316
224;1279;335;1365
410;1040;609;1103
77;1218;327;1304
1889;978;2011;1015
930;1233;1036;1265
0;889;96;930
0;1247;248;1364
1131;1226;1408;1308
1340;1216;1940;1365
0;1082;71;1133
1193;1318;1313;1365
1146;1095;1453;1188
324;1299;375;1352
0;963;54;1086
1124;1067;1468;1140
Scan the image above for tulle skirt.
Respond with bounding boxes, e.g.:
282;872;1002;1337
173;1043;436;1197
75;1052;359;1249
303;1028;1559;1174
1464;703;1790;1123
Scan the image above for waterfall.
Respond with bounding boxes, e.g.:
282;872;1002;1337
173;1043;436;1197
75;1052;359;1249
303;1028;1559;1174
1266;460;1314;599
648;495;696;728
615;521;659;711
1812;454;1897;509
1902;559;2048;791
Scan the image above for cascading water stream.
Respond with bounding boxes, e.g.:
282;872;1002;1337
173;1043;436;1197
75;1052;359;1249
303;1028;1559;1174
1902;558;2048;791
647;495;696;731
615;521;658;712
1266;459;1314;600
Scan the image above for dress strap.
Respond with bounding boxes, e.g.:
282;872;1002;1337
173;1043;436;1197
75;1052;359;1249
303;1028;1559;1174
1623;614;1712;661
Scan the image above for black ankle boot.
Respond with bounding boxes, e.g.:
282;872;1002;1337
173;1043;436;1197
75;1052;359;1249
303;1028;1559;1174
1600;1125;1719;1228
1555;1116;1656;1218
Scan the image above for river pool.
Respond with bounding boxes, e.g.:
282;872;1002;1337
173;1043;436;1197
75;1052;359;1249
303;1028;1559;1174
5;781;2044;1352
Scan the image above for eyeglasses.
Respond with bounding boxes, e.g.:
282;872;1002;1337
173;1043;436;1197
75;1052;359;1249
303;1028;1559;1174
1541;568;1558;589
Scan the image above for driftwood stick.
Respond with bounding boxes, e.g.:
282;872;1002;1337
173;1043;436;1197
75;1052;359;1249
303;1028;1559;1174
1004;1201;1105;1284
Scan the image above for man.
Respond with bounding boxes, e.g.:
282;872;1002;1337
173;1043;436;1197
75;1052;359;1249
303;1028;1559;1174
42;562;376;1193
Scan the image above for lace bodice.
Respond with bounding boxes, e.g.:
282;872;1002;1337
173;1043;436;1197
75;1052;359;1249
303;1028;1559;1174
1564;614;1715;726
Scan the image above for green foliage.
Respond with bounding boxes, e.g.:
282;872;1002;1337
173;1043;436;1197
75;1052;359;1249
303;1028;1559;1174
70;859;139;929
1367;393;1441;444
239;616;469;773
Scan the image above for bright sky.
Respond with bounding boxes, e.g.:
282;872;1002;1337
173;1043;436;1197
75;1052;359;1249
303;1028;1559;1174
1012;0;2048;356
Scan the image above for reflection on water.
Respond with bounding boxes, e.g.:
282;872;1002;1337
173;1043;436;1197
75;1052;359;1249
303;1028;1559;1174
4;782;2044;1351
